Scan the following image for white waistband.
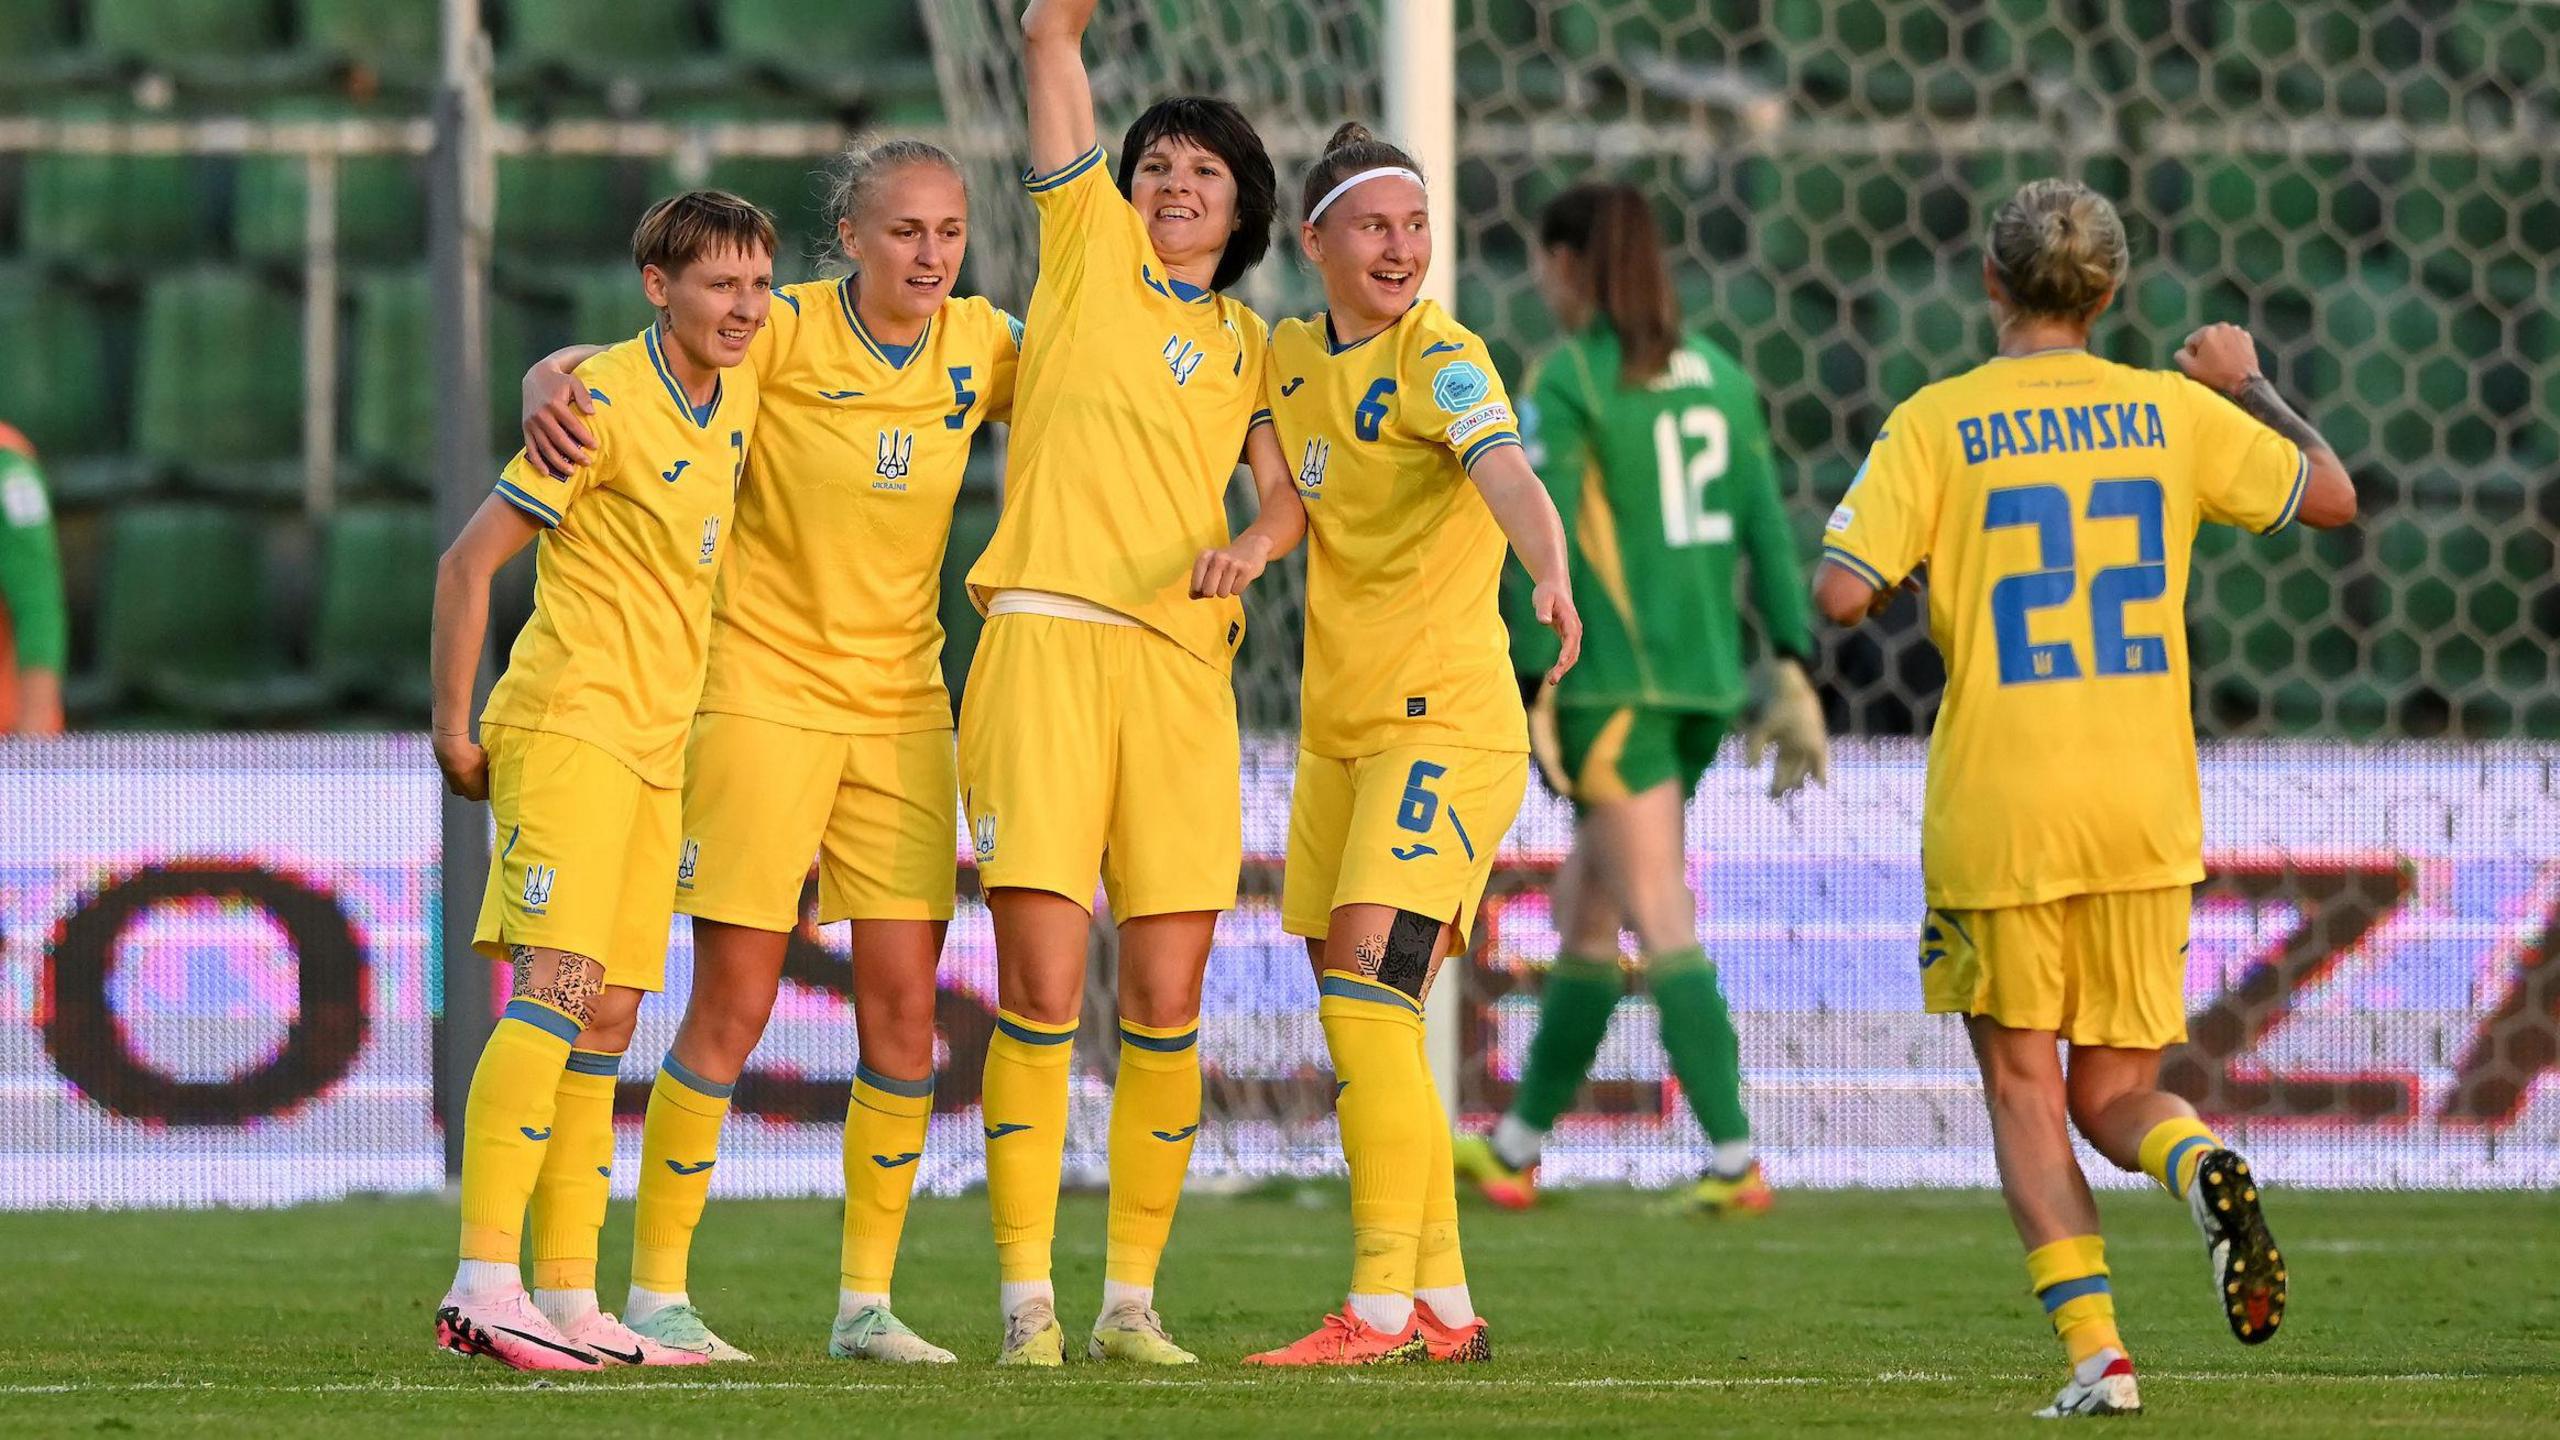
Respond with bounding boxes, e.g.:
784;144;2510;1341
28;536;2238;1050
985;588;1142;627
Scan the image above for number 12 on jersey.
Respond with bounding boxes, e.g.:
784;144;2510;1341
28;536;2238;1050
1983;477;2167;685
1653;407;1732;547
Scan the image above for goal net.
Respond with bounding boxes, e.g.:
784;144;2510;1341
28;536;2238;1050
914;0;2560;1191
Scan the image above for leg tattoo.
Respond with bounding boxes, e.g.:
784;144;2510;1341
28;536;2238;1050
510;945;604;1027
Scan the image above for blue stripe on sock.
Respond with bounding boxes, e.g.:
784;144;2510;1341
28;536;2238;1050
565;1049;623;1076
2038;1274;2111;1312
854;1063;935;1099
660;1054;735;1100
2164;1135;2213;1193
501;998;579;1043
1319;973;1421;1014
1120;1024;1199;1053
995;1014;1077;1046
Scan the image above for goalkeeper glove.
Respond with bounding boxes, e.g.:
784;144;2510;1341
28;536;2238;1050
1743;659;1829;799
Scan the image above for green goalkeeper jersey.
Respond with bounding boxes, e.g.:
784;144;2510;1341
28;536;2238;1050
1506;322;1815;714
0;446;67;674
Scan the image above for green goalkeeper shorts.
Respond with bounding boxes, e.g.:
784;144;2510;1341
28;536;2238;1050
1532;701;1729;811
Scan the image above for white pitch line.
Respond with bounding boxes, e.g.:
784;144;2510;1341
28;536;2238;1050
0;1372;2500;1397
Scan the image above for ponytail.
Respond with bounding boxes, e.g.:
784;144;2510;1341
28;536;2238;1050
1539;182;1677;385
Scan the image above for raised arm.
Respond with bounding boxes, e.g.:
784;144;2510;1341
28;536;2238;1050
430;496;542;799
1468;444;1581;682
1190;423;1307;599
1022;0;1102;178
2176;323;2357;529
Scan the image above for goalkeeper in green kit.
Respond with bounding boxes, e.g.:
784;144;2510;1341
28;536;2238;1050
1455;183;1828;1216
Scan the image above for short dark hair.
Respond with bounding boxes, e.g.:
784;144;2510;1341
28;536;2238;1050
1114;95;1275;292
631;189;778;275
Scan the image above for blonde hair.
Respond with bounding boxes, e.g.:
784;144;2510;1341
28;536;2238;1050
1985;179;2127;320
821;137;964;246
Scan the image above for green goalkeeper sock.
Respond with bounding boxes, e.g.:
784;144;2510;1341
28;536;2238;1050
1649;946;1751;1146
1506;951;1623;1138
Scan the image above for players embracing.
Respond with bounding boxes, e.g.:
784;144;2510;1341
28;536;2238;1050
516;136;1021;1366
431;190;774;1371
1818;179;2355;1417
1242;124;1580;1367
957;0;1308;1368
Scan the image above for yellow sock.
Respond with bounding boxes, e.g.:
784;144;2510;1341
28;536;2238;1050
983;1009;1076;1284
1412;1026;1465;1296
1320;976;1430;1301
1105;1018;1202;1288
528;1050;622;1291
458;998;578;1264
2138;1115;2221;1199
629;1054;732;1295
2026;1235;2124;1365
841;1064;934;1296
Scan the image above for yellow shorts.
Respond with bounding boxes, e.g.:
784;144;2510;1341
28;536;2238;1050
471;723;679;991
1920;886;2194;1049
957;612;1242;919
1282;744;1528;947
674;712;958;929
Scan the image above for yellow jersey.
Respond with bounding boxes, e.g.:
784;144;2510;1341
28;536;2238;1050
963;144;1270;673
694;280;1018;733
1823;349;2307;909
483;326;758;787
1267;300;1529;759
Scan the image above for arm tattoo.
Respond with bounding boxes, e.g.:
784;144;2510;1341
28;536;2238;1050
2228;374;2330;457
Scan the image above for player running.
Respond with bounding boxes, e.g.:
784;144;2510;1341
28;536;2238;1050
429;191;773;1372
1242;123;1580;1369
1453;182;1826;1219
516;139;1018;1366
1816;180;2355;1418
959;0;1305;1367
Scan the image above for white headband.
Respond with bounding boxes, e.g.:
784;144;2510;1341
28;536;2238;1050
1308;165;1425;224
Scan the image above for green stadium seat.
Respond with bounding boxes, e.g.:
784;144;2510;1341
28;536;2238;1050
312;502;436;714
0;268;119;465
1456;0;1572;110
1679;266;1779;380
499;0;704;85
718;0;937;108
496;149;638;264
0;0;97;91
644;145;832;270
563;263;657;348
1454;259;1557;385
74;502;321;723
1868;257;1986;403
2172;156;2349;289
87;0;282;68
297;0;441;92
132;269;303;499
20;105;220;274
233;103;428;268
2443;3;2560;121
349;269;534;491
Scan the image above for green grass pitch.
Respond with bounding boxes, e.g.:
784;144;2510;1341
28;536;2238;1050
4;1186;2552;1436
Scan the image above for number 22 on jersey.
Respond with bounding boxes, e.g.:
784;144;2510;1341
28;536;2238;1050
1982;477;2167;685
